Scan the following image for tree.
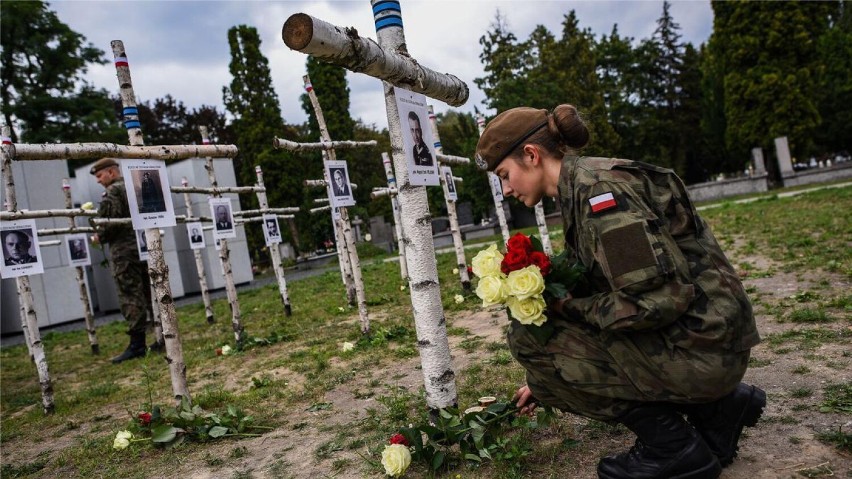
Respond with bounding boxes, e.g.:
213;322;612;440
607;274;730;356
709;1;835;167
475;11;530;112
223;25;302;258
0;1;123;144
119;95;233;146
815;0;852;155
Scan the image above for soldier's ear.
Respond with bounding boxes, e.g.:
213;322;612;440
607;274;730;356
522;144;542;167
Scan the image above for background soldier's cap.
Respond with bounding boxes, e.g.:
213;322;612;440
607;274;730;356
475;107;548;171
89;158;119;175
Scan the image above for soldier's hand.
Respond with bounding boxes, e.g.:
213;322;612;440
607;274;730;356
547;292;573;318
512;385;537;417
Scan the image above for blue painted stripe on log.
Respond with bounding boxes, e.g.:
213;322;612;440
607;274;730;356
434;142;442;149
124;120;141;129
123;107;138;116
375;15;403;30
372;0;401;15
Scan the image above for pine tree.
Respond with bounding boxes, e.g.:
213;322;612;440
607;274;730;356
815;0;852;155
223;25;301;258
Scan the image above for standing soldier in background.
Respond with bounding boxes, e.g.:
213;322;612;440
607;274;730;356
89;158;159;363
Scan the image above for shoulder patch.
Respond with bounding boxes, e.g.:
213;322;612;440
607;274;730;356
589;192;617;213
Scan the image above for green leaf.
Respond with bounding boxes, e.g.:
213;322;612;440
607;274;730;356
439;409;454;419
227;405;238;417
523;320;555;345
151;424;178;443
530;234;544;253
208;426;229;438
431;451;445;470
464;453;482;463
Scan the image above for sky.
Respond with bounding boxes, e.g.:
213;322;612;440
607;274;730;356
50;0;714;130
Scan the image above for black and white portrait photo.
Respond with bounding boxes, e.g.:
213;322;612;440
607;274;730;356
394;87;439;186
489;172;504;202
186;221;206;250
66;233;91;266
1;220;44;278
443;166;458;201
209;197;237;240
262;214;282;246
324;160;355;208
136;229;149;261
121;159;176;230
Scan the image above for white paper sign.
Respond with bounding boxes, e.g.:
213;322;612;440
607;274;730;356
262;214;282;246
136;229;149;261
1;220;44;278
442;166;457;201
489;172;504;201
65;233;91;266
326;160;356;208
209;197;237;240
394;87;439;186
186;221;205;250
121;159;176;230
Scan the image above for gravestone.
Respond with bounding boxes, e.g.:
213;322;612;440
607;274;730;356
456;201;473;226
774;136;794;176
751;147;766;175
369;215;394;252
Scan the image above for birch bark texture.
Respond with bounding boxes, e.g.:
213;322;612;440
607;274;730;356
181;177;214;324
372;1;458;409
381;152;407;281
254;165;292;316
199;126;244;344
476;114;510;245
112;40;190;404
2;126;55;414
534;201;554;256
282;13;468;107
427;105;470;291
62;180;99;354
303;74;370;334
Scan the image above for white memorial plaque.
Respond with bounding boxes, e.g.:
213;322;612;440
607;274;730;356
121;159;176;230
209;197;237;240
1;219;44;278
262;214;282;246
442;166;457;201
65;233;91;266
186;221;205;250
326;160;356;208
394;87;439;186
489;172;504;201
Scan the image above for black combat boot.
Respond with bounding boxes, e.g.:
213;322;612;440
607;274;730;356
148;340;166;353
682;383;766;467
111;332;147;364
597;406;721;479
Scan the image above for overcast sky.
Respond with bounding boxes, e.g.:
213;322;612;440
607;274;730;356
50;0;713;130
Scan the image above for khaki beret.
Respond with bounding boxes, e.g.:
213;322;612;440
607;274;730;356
475;107;548;171
89;158;119;175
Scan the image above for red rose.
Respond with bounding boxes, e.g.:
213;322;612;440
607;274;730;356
506;233;533;253
138;412;152;426
529;251;552;276
215;348;223;356
467;265;473;276
501;248;530;274
389;433;410;447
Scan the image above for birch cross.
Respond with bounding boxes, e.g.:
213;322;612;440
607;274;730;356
283;1;466;409
370;152;407;281
61;179;99;354
476;113;511;245
180;176;215;324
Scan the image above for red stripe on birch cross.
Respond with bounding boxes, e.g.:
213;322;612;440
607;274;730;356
589;192;617;213
1;136;11;145
305;82;313;92
114;56;129;67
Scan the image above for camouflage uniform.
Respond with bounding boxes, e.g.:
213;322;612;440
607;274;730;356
94;178;152;336
508;155;761;421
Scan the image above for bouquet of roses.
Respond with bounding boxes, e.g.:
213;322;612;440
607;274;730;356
471;233;584;332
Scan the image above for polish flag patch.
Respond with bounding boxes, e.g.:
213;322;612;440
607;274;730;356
589;192;617;213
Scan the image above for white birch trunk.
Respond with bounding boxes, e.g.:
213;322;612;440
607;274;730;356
234;207;299;216
282;13;468;107
181;183;215;324
37;226;94;236
3;126;55;414
372;5;457;409
534;201;554;256
428;106;470;291
149;281;164;346
0;209;98;220
273;137;376;151
304;74;368;333
16;280;34;361
199;126;243;343
476;114;511;245
435;153;471;165
255;165;292;316
381;152;408;282
112;40;190;404
62;180;99;354
11;143;237;161
171;186;262;195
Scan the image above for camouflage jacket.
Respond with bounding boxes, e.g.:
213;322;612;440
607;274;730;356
553;155;760;352
93;178;137;257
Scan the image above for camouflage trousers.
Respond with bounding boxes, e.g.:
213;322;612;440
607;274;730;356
109;254;153;336
508;314;749;421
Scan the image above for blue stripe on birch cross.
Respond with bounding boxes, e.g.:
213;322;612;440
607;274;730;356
122;107;140;130
373;0;402;30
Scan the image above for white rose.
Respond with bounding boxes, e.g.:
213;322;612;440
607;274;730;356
113;430;133;450
506;295;547;326
220;345;232;356
475;275;507;307
505;265;545;300
342;341;354;352
381;443;411;477
81;201;95;211
452;268;459;275
454;294;464;304
471;244;504;278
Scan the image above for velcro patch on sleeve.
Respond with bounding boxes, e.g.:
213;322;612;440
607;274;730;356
589;192;617;213
600;221;657;280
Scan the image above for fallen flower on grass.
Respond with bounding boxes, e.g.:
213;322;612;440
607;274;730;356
216;345;232;356
454;294;464;304
381;443;411;477
399;285;406;291
342;341;355;352
338;306;345;313
452;268;459;275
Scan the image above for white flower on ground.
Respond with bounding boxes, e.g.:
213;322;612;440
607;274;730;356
454;294;464;304
220;345;232;356
381;443;411;477
113;430;133;450
399;285;406;291
452;268;459;275
342;341;355;352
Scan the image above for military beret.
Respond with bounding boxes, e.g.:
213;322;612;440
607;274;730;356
475;107;548;171
89;158;119;175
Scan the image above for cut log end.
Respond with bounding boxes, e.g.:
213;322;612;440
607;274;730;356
282;13;314;51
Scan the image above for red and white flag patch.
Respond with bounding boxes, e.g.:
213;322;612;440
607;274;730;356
589;192;617;213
